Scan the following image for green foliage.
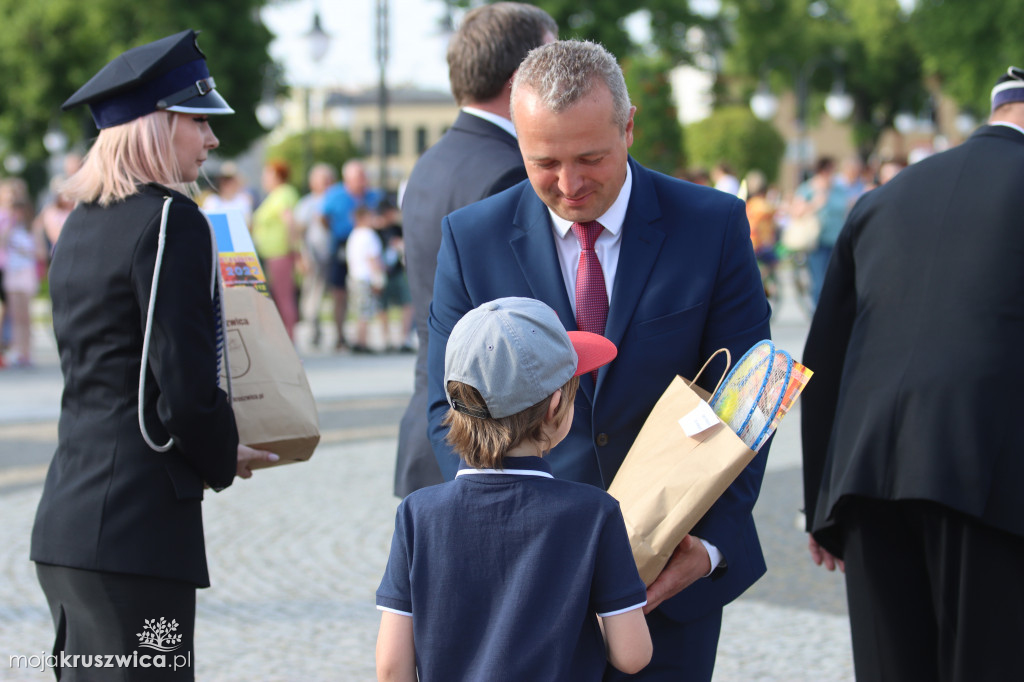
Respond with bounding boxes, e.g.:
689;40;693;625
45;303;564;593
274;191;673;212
0;0;278;166
721;0;924;157
684;106;785;184
623;56;685;175
452;0;724;64
264;129;359;187
909;0;1021;116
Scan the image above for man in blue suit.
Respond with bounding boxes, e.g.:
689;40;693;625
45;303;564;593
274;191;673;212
428;40;772;680
394;2;558;497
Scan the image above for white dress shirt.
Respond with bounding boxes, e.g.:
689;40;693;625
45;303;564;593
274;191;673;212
546;163;723;576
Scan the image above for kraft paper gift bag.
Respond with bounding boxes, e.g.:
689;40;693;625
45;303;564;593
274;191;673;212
607;350;757;586
218;276;321;468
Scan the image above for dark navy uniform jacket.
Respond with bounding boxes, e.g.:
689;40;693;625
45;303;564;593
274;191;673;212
31;184;238;588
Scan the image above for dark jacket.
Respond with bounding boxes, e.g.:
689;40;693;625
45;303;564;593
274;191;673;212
428;157;773;622
802;125;1024;556
395;111;528;496
31;184;238;588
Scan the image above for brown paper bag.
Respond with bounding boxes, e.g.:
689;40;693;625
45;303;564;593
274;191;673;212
607;350;756;585
219;286;320;467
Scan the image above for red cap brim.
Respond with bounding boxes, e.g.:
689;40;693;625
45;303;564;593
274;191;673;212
568;331;618;377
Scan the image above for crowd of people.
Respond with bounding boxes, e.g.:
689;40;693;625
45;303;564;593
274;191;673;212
196;158;414;354
680;154;908;312
5;5;1023;682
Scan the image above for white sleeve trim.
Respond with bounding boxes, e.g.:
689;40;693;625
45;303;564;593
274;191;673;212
597;601;647;618
376;605;413;617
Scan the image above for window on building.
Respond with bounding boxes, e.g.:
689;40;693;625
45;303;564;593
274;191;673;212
416;126;428;154
385;127;400;156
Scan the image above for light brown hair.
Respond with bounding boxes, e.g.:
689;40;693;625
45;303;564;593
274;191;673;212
446;2;557;106
63;111;191;206
443;375;579;469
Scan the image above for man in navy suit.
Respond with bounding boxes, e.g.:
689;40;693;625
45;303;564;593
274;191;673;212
428;40;772;680
394;2;557;497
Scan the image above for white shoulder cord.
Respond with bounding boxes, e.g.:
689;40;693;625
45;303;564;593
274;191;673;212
137;199;232;452
138;197;175;452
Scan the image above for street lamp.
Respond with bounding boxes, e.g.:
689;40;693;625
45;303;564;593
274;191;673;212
376;0;390;192
303;8;331;191
750;56;854;182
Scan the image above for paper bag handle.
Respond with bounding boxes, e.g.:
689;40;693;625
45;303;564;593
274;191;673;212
687;348;732;397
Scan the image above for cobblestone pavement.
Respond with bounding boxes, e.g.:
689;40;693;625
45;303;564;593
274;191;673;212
2;284;854;681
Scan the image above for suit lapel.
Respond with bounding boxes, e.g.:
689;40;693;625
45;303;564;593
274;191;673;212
509;192;575;326
604;159;664;351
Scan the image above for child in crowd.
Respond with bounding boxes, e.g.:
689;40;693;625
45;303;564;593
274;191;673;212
345;204;387;353
375;297;652;681
0;195;44;367
374;200;414;353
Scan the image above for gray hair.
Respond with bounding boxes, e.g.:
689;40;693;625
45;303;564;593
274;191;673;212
511;40;632;132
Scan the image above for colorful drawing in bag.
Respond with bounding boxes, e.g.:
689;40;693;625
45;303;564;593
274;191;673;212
709;340;812;452
206;210;268;295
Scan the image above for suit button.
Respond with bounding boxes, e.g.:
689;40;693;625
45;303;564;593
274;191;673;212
595;433;609;446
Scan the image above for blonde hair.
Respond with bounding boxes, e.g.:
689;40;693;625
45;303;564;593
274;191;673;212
443;375;579;469
63;111;194;206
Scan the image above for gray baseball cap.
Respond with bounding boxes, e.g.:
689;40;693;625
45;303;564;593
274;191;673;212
444;297;617;419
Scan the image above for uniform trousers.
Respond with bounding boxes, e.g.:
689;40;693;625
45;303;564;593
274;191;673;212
36;563;196;682
840;497;1024;682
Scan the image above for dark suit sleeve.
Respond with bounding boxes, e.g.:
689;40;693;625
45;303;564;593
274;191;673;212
426;214;476;480
133;202;239;490
690;197;774;567
800;205;859;538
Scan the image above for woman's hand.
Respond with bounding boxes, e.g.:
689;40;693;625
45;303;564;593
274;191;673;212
236;444;279;478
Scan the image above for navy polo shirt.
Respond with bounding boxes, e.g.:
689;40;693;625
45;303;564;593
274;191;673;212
376;456;647;681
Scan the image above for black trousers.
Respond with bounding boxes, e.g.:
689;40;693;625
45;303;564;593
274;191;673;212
35;563;196;682
840;498;1024;682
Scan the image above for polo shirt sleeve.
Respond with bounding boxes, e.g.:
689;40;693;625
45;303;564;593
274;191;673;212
376;503;413;617
591;502;648;617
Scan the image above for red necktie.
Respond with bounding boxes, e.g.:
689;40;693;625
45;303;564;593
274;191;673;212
571;221;608;380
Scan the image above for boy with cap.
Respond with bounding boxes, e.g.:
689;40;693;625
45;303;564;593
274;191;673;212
375;297;651;681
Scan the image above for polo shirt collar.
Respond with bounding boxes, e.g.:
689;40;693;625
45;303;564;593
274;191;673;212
456;456;553;478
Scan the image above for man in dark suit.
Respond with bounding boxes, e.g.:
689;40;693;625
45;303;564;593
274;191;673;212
394;2;557;497
428;40;772;680
802;67;1024;681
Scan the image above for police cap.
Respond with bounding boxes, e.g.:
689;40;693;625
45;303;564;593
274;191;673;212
62;29;234;129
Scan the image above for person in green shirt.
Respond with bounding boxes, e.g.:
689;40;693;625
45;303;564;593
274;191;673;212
252;159;300;339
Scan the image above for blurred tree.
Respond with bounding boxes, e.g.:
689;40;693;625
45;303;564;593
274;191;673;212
522;1;724;65
264;129;359;186
684;106;785;185
623;55;685;175
721;0;925;159
447;1;722;171
0;0;278;168
909;0;1023;116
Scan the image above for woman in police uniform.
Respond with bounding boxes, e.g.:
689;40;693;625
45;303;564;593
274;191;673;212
30;30;276;680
